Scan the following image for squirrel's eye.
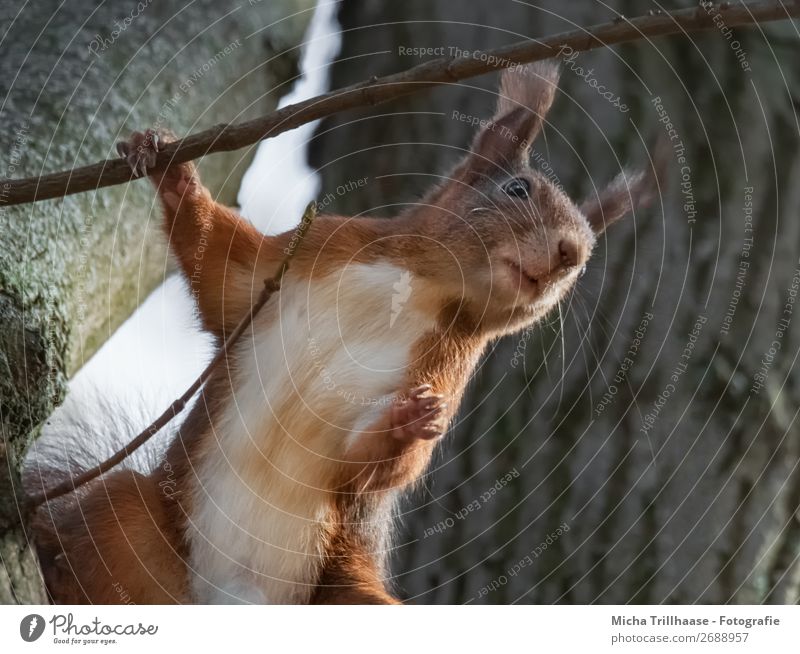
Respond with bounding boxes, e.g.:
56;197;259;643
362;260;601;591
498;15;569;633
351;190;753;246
503;178;530;199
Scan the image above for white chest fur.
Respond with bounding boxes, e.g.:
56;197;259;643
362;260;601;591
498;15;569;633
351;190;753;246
188;262;435;603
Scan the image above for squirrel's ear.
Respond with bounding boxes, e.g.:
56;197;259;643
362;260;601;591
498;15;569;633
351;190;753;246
580;139;670;234
458;60;560;181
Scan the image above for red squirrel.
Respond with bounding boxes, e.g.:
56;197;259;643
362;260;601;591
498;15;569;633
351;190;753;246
30;61;659;604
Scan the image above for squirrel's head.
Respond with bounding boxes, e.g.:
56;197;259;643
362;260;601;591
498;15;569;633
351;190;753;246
410;60;661;332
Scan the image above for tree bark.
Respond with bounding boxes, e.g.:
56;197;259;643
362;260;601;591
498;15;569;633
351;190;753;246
311;0;800;603
0;0;312;603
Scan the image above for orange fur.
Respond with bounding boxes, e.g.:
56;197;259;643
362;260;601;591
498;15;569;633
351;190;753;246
34;470;187;603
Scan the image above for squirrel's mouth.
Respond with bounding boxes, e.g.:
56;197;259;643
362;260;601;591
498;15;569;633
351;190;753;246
502;258;539;295
499;257;570;310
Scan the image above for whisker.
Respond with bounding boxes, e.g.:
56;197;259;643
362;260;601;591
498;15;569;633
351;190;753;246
556;299;566;412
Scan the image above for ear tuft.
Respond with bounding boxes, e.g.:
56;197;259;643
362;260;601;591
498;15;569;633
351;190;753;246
496;60;561;121
580;137;670;234
452;59;561;182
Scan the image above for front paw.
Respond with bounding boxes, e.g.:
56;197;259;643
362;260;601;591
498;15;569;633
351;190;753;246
116;129;161;177
390;385;447;442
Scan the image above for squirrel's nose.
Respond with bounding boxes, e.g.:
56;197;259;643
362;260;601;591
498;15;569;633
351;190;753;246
558;238;582;269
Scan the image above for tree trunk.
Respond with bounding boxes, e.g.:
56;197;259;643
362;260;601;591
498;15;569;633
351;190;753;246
0;0;312;603
311;0;800;603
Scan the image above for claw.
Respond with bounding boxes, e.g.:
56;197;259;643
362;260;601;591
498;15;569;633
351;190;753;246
117;129;162;178
410;384;432;398
390;386;448;442
427;404;446;417
418;426;441;441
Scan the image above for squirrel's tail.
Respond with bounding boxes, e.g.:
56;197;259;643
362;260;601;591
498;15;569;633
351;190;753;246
22;389;177;603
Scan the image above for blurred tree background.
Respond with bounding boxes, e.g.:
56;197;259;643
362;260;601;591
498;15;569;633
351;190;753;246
310;0;800;603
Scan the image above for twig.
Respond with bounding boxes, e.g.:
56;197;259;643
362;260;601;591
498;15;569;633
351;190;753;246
25;202;318;509
2;1;797;207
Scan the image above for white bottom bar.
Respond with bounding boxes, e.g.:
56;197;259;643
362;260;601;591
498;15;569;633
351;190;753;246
2;605;798;653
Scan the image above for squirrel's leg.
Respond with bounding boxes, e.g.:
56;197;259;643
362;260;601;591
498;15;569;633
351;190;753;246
36;470;188;604
312;541;401;604
116;129;286;337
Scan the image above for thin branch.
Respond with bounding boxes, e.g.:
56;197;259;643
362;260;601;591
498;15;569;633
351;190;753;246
3;1;798;207
25;202;318;510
